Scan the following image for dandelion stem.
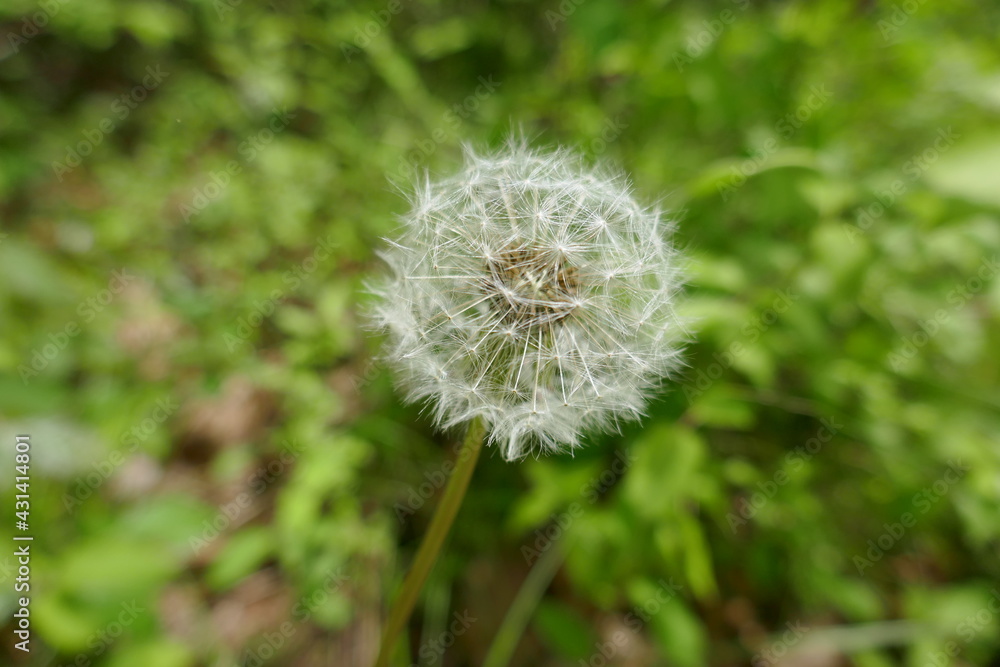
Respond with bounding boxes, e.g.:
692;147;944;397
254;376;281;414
375;416;486;667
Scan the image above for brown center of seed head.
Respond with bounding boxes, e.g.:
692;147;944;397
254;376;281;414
481;246;580;330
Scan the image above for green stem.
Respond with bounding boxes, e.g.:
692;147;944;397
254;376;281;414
375;417;486;667
482;535;569;667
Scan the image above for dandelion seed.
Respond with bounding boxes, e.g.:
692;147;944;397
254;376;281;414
370;138;686;460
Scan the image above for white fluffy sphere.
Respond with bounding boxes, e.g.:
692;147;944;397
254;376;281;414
371;140;685;460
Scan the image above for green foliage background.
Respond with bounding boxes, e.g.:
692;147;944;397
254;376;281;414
2;0;999;665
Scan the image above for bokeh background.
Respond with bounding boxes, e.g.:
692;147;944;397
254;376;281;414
3;0;1000;665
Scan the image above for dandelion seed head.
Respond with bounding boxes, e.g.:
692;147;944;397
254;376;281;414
370;139;686;460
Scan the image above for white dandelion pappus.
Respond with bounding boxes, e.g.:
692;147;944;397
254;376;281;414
371;140;685;460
